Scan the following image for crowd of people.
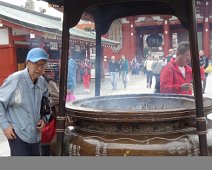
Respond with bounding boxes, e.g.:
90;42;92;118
106;42;210;94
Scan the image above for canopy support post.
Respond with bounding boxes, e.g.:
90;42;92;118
56;0;71;156
95;26;102;96
188;0;208;156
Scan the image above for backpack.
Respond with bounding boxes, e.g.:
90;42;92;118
40;75;52;121
41;75;58;144
40;96;51;120
40;75;58;120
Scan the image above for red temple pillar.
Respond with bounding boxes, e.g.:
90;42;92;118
163;17;171;57
202;1;210;57
129;17;136;61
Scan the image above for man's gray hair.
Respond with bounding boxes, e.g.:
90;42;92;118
177;41;190;55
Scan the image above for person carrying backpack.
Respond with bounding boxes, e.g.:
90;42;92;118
40;73;59;156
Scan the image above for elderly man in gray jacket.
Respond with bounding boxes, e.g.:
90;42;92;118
0;48;49;156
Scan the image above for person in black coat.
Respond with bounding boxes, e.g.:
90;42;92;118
199;50;209;94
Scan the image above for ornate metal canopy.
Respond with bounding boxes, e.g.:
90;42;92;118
40;0;193;32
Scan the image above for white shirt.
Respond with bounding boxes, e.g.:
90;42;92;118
178;66;185;78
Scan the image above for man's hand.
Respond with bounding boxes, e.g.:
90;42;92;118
3;125;16;140
37;119;45;132
181;83;193;91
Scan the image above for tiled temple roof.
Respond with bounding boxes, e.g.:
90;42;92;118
0;1;119;46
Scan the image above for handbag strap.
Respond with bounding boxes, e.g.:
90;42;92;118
153;61;158;69
51;106;58;119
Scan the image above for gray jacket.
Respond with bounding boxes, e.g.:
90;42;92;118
0;68;48;143
152;60;164;74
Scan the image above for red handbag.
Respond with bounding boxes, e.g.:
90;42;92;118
41;118;56;144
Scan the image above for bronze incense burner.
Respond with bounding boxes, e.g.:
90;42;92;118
62;94;212;156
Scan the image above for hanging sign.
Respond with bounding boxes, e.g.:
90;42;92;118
43;32;57;40
50;42;58;50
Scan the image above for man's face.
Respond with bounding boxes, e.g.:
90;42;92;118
26;59;47;81
199;51;204;57
169;50;174;55
180;50;191;66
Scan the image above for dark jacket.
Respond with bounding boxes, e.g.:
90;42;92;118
199;55;209;69
108;60;119;72
199;55;209;75
120;59;129;72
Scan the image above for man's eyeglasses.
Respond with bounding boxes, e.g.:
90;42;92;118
30;61;47;69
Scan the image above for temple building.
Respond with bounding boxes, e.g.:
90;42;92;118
0;1;118;84
75;0;212;62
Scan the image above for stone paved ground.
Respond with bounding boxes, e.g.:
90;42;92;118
1;72;212;156
66;72;153;104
